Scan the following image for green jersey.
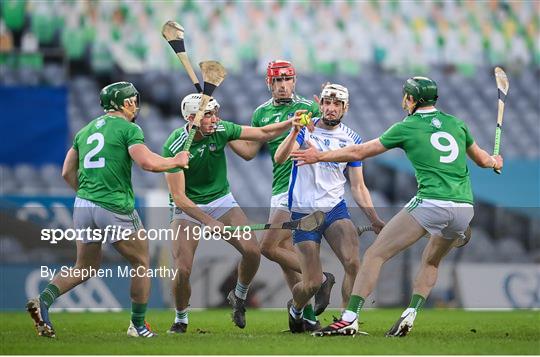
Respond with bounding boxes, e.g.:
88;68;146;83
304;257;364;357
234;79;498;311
163;120;242;204
73;115;144;214
379;109;474;204
252;94;319;195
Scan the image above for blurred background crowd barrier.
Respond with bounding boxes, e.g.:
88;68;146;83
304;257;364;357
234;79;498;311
1;0;539;311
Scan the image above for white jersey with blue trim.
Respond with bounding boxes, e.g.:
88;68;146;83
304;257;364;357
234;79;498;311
288;118;362;214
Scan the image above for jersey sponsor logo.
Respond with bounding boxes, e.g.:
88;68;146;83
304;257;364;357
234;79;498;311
262;113;281;124
310;136;322;145
95;118;106;129
431;118;442;129
319;161;340;169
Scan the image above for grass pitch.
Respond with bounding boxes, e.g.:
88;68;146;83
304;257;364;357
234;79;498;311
1;308;538;355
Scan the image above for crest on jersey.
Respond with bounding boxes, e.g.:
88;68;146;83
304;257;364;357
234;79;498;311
209;143;217;152
430;118;442;129
95;118;106;129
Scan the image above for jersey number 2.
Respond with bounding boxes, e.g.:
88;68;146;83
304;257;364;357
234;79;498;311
83;133;105;169
430;132;458;163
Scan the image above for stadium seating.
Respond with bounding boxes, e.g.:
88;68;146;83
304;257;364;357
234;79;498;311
0;0;538;303
1;1;538;74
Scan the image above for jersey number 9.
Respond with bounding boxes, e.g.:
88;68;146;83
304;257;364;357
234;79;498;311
430;132;458;164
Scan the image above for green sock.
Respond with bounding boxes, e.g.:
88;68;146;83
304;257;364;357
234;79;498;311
39;284;60;308
346;295;365;315
408;294;426;310
303;304;317;322
131;302;147;327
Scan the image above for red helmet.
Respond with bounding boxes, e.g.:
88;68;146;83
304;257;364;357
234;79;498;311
266;60;296;86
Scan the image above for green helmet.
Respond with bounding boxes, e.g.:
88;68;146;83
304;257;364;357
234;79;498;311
99;82;139;111
403;76;438;106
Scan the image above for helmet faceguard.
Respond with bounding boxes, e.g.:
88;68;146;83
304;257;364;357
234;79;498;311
402;76;438;114
320;83;349;126
266;60;296;104
99;81;140;120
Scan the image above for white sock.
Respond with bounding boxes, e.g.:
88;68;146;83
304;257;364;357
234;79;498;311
289;305;303;320
342;309;357;323
401;307;416;318
174;308;188;324
235;281;249;300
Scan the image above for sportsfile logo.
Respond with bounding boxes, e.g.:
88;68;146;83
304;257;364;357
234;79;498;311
41;226;133;244
40;225;253;244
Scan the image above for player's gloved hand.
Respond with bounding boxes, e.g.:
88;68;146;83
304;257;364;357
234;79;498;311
491;155;503;170
371;217;385;234
175;151;190;168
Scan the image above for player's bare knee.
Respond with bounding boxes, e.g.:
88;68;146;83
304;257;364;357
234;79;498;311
363;247;386;266
342;257;360;276
127;252;149;269
425;256;442;268
74;257;101;271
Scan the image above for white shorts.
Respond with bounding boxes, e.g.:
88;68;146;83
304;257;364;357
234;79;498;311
171;192;239;224
269;191;289;217
74;197;143;244
406;196;474;240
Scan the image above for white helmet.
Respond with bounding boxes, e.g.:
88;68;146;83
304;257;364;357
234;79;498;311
320;83;349;112
180;93;220;121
